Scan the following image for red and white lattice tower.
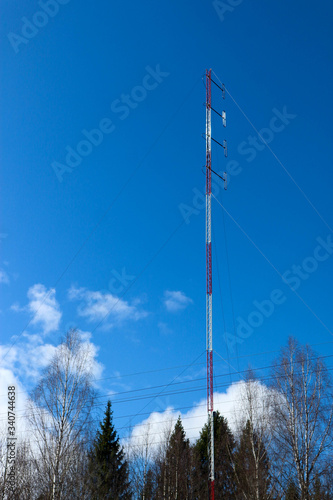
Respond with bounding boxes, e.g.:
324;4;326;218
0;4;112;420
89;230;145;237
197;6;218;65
205;68;214;500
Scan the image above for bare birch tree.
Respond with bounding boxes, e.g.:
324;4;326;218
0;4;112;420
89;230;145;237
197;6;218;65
0;431;37;500
271;337;333;500
153;419;177;500
126;422;155;499
27;329;96;500
5;440;35;500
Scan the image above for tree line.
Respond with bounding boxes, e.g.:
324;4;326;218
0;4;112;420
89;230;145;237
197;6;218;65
0;329;332;499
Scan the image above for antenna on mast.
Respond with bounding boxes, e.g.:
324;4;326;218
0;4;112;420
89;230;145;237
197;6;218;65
205;68;227;500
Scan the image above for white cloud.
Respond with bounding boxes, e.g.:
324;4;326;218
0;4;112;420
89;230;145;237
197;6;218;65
11;284;62;335
124;408;178;459
27;284;62;334
68;286;147;325
163;290;193;313
0;337;57;381
123;381;274;455
0;329;104;386
0;269;9;284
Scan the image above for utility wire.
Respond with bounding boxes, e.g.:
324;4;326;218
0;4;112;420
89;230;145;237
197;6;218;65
2;340;333;400
1;352;332;405
6;390;333;443
2;359;332;422
0;340;330;405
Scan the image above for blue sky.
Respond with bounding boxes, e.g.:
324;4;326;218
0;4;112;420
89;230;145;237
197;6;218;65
1;0;333;442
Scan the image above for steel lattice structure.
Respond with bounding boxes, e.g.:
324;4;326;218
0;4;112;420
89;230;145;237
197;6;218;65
205;68;214;500
205;67;227;500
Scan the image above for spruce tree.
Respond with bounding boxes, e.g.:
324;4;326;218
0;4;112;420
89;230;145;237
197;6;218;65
193;411;236;499
155;416;191;499
140;468;155;500
167;416;191;498
234;419;271;500
89;400;130;499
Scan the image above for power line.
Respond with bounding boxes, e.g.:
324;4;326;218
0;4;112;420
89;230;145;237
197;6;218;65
2;338;333;402
2;362;332;424
5;390;333;444
1;351;332;411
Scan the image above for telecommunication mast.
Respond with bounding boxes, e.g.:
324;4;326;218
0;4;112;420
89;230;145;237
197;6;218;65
205;68;227;500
